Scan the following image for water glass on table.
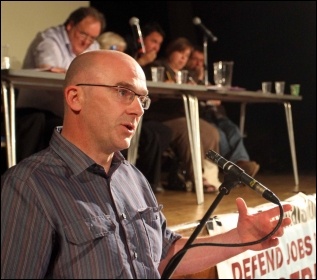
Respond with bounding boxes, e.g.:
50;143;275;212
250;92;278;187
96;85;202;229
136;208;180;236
176;70;189;84
275;81;285;95
213;61;234;87
262;81;272;93
290;84;300;96
151;66;165;82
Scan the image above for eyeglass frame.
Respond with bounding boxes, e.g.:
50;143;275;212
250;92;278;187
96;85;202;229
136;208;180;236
76;83;151;110
74;27;98;43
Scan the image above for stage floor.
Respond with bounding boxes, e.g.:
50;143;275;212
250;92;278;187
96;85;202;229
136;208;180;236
155;171;316;228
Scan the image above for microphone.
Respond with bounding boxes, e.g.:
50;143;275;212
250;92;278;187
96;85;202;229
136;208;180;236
206;150;280;204
129;17;146;56
193;17;218;42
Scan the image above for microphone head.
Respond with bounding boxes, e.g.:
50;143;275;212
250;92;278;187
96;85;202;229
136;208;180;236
193;17;201;25
129;17;139;26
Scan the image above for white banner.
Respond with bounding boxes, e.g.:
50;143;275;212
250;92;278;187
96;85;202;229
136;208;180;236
208;193;316;279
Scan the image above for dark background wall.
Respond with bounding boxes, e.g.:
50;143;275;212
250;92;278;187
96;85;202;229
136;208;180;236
91;1;316;173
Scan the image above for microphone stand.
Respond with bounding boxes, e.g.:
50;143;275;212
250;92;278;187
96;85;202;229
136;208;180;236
161;173;241;279
203;34;209;86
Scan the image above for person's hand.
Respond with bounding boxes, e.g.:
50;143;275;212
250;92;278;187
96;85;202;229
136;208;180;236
235;197;292;251
137;50;157;66
50;67;67;73
38;64;67;73
196;65;204;81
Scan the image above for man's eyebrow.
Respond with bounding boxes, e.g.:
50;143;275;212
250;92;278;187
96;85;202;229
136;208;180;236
115;82;149;96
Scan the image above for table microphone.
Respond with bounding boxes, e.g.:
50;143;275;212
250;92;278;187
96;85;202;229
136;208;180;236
129;17;146;56
206;150;280;204
193;17;218;42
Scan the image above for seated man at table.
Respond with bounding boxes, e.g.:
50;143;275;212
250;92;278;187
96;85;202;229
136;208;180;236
185;45;260;177
15;6;106;162
98;29;172;193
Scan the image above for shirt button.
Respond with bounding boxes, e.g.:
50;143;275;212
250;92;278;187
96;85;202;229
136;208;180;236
134;252;138;259
121;213;127;219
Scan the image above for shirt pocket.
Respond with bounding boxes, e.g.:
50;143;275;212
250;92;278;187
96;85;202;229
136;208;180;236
64;215;116;245
138;205;163;262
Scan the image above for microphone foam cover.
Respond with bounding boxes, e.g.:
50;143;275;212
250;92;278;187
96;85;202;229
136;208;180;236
129;17;139;26
193;17;201;25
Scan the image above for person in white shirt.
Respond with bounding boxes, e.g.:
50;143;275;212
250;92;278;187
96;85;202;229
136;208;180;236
15;7;106;162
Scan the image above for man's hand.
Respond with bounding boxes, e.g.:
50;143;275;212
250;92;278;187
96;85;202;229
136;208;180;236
236;198;292;251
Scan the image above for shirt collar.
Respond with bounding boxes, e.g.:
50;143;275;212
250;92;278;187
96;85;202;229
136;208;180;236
59;25;73;55
50;127;127;177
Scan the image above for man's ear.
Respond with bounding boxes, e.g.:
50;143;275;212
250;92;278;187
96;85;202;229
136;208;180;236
65;22;73;32
64;85;82;112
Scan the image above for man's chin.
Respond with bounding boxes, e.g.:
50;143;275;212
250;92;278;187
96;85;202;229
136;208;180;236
120;140;131;151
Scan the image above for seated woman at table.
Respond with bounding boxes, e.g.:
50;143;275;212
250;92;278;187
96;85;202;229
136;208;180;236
142;37;222;193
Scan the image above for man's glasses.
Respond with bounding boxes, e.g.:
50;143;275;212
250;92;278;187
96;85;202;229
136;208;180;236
75;28;97;43
76;84;151;110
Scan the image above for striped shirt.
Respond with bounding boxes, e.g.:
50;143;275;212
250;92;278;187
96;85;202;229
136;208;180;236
1;127;181;279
